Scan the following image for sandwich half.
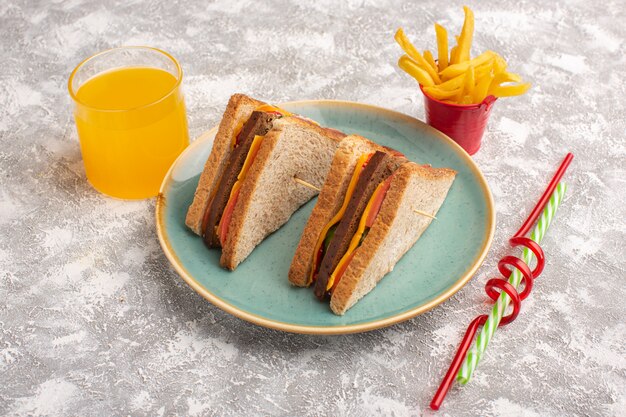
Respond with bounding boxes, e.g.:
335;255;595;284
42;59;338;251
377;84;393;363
288;135;456;315
186;94;346;270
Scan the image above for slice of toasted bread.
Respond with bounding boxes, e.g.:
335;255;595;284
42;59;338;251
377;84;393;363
288;135;392;287
185;94;266;235
220;117;346;270
329;162;456;315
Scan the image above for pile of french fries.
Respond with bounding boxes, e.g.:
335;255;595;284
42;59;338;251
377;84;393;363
395;6;530;105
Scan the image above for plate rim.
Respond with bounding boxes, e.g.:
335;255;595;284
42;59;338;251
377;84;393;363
155;99;495;335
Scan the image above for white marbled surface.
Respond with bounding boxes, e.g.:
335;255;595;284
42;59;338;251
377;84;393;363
1;0;625;416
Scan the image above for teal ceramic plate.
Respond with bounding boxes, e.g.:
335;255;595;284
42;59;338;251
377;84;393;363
156;100;495;334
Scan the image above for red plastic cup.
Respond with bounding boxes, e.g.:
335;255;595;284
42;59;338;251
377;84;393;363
420;85;497;155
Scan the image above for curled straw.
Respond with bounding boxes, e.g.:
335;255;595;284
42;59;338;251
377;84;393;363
430;152;574;410
458;182;566;384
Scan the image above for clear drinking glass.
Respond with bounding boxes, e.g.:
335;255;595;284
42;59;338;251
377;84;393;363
68;46;189;199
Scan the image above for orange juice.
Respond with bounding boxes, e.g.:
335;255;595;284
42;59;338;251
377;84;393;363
73;66;188;199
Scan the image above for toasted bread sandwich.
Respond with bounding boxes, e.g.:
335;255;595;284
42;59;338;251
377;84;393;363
289;135;456;314
186;94;346;270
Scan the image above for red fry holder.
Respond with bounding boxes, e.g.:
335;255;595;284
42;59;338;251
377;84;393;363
420;85;497;155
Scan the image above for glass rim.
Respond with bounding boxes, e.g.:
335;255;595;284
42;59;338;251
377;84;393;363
68;46;183;113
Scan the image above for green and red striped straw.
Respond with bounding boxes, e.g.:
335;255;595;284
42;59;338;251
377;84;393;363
430;153;573;410
458;181;567;383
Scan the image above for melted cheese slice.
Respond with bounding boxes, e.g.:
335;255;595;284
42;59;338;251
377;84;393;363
326;178;388;291
307;153;372;285
218;135;265;236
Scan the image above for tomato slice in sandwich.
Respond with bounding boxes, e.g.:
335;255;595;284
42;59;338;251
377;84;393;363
327;174;394;292
218;134;265;245
218;185;240;246
365;175;393;228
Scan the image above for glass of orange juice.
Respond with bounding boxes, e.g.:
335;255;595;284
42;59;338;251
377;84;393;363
68;46;189;199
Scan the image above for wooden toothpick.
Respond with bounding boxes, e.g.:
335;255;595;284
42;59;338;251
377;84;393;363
413;209;437;220
294;177;436;220
293;176;321;192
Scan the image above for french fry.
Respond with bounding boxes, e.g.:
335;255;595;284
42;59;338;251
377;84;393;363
394;6;530;105
489;82;531;97
394;28;422;62
398;55;435;87
440;51;495;80
454;89;464;103
462;66;475;98
434;23;449;71
424;85;462;100
456;6;475;63
455;35;467;64
437;73;466;91
453;36;464;63
492;72;522;84
474;57;495;79
493;53;507;74
473;73;494;103
423;50;437;72
395;28;442;84
449;46;458;65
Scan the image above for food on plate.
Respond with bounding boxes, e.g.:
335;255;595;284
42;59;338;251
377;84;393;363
394;6;530;105
289;135;456;315
186;94;346;270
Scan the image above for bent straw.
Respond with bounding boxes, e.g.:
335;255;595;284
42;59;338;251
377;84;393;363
457;181;567;384
430;153;574;410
